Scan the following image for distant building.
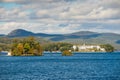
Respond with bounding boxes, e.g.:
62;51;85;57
8;51;11;56
73;45;77;51
73;44;105;52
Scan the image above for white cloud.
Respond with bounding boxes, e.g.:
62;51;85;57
0;0;120;34
87;7;120;19
0;22;81;34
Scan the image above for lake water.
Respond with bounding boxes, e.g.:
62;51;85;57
0;52;120;80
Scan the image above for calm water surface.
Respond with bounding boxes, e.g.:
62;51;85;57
0;52;120;80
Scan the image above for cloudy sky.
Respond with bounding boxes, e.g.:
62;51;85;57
0;0;120;34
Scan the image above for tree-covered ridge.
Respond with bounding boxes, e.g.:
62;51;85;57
0;36;116;56
0;37;12;51
0;37;50;51
43;42;73;52
11;37;43;56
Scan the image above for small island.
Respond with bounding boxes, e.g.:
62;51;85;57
62;50;73;56
10;37;43;56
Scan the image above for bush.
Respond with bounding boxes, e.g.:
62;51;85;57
62;50;73;56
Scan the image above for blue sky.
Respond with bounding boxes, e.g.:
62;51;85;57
0;0;120;34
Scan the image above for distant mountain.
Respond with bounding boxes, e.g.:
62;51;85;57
70;31;99;35
50;31;101;41
7;29;35;37
7;29;62;37
5;29;120;49
7;29;101;40
6;29;120;41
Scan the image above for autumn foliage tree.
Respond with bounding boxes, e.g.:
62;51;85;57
11;37;43;56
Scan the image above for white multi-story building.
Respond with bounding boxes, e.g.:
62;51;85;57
73;44;105;52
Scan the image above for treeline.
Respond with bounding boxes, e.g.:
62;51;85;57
0;37;12;51
11;37;43;56
0;37;50;52
43;42;73;52
9;37;73;56
0;37;115;56
0;37;74;56
100;44;114;52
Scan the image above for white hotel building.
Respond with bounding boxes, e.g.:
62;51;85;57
73;44;105;52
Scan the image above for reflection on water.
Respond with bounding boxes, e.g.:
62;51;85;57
0;52;120;80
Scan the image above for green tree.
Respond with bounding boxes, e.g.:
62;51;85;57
28;48;34;55
34;43;43;56
24;43;30;54
17;43;24;55
11;48;19;56
75;46;79;52
43;42;73;52
100;44;114;52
